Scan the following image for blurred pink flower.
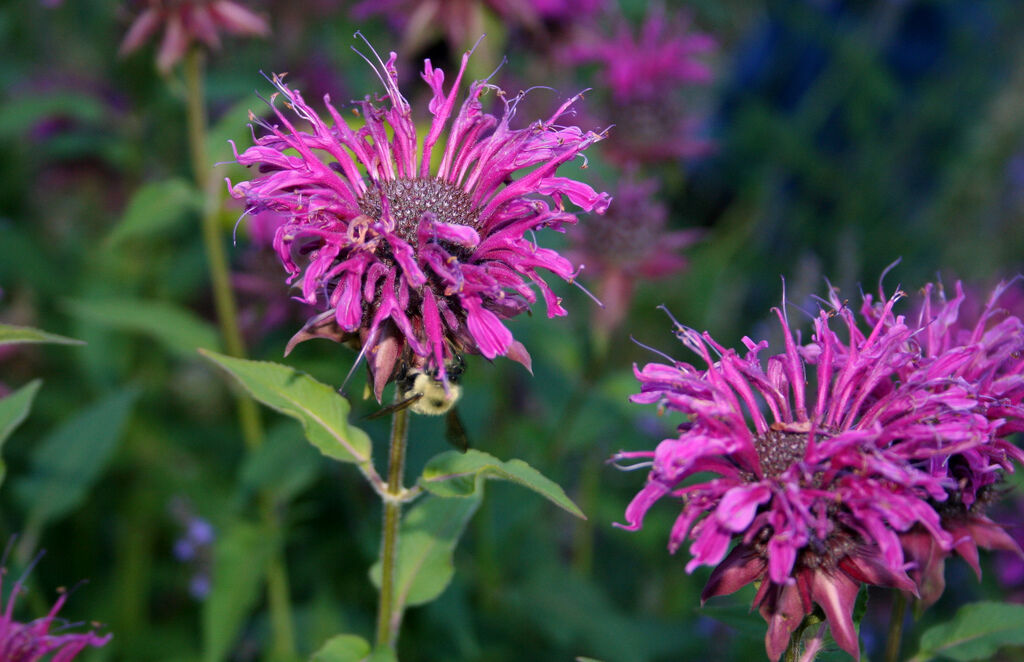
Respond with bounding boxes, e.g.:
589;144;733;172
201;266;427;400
562;5;716;163
229;40;609;397
119;0;270;72
353;0;605;51
615;289;1004;660
567;175;700;334
0;564;110;661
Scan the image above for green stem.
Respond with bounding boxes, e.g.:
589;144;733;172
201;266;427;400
884;591;908;662
183;48;295;661
376;406;410;651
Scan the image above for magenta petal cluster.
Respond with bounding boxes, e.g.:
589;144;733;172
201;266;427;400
120;0;270;72
562;5;716;163
615;285;1022;660
229;42;609;397
0;567;110;661
567;175;700;334
860;278;1024;605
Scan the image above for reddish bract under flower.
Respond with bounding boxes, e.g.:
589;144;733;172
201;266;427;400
0;566;110;661
616;291;1006;660
229;42;609;398
119;0;269;72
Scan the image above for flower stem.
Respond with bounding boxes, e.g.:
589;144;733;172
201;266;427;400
183;48;296;660
884;591;908;662
376;406;410;651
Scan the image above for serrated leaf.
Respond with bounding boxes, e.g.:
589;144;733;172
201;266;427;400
0;324;84;347
65;298;221;356
203;521;279;662
370;494;481;610
419;449;585;519
909;602;1024;661
107;178;202;245
14;388;138;526
311;635;371;662
200;351;371;464
0;380;43;488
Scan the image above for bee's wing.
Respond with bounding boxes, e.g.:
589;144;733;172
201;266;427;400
445;408;470;453
365;393;424;420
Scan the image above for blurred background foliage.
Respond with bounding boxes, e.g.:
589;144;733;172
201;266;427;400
1;0;1023;660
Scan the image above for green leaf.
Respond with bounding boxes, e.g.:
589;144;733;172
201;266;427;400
238;422;321;503
200;351;371;464
14;388;138;526
369;494;481;609
419;449;585;519
909;602;1024;661
0;323;84;347
65;298;222;356
0;380;43;488
203;521;279;662
310;635;370;662
107;178;202;245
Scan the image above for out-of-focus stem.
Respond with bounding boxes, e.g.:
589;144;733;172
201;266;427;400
884;591;908;662
183;48;296;661
376;406;410;650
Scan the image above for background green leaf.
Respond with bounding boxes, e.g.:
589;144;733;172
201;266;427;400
419;449;585;519
200;351;371;464
203;520;280;662
106;178;203;245
310;634;371;662
0;323;84;347
64;298;222;357
14;387;138;526
0;379;43;488
910;602;1024;661
369;494;481;610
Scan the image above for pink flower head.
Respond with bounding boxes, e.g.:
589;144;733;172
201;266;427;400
563;5;716;163
119;0;270;73
567;174;700;334
860;277;1024;605
0;564;110;661
353;0;604;51
229;39;610;399
615;291;999;661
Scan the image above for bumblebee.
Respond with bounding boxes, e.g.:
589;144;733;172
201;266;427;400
369;355;470;452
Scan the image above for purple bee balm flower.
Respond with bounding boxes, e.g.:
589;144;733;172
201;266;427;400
0;566;110;661
352;0;602;52
561;5;716;164
229;40;610;398
567;174;700;335
859;277;1024;605
615;292;999;661
119;0;270;73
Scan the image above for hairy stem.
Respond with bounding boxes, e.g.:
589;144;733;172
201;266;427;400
183;48;296;660
376;406;411;650
884;591;908;662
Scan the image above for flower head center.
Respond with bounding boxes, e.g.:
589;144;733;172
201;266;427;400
358;178;478;245
752;429;808;478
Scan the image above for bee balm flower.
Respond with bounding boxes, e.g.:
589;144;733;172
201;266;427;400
615;293;998;661
119;0;270;73
229;41;609;397
0;564;110;661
